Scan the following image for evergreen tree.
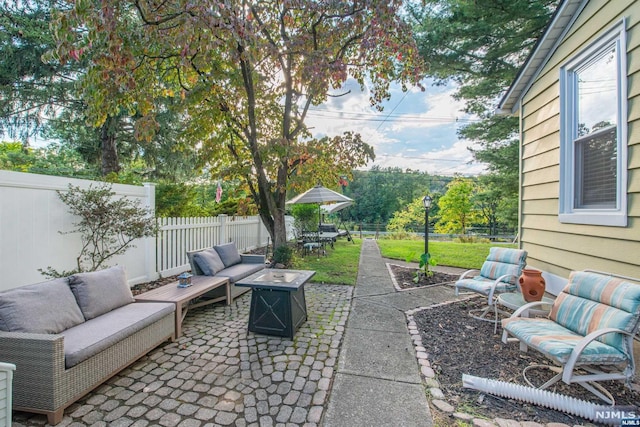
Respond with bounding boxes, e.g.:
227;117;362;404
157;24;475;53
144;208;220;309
410;0;558;225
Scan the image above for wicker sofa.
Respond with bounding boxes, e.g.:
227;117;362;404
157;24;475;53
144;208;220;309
187;242;266;301
0;266;175;425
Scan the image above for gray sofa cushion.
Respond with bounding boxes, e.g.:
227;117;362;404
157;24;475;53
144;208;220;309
214;242;242;267
241;254;266;264
61;302;174;368
193;248;226;276
0;278;85;333
215;262;265;283
69;265;134;320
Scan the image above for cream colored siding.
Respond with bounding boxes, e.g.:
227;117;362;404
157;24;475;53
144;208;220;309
528;229;639;260
630;96;640;123
521;133;559;159
521;199;558;216
628;169;640;193
631;42;640;71
522;182;559;201
520;242;634;278
522;154;559;178
522;81;559;114
631;121;640;145
518;0;640;279
523;215;639;240
522;115;560;145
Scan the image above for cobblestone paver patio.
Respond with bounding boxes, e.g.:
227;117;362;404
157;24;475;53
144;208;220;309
13;283;352;427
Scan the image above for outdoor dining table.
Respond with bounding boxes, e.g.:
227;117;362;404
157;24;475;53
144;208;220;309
302;231;340;248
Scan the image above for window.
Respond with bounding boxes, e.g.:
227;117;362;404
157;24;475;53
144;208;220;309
559;20;627;226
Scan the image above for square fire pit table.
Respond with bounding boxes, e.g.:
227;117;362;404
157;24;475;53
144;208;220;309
236;269;315;339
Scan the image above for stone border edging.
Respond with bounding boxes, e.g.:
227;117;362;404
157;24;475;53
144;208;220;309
386;262;407;292
386;263;457;293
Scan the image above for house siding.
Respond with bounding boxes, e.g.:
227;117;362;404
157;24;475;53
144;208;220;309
519;0;640;280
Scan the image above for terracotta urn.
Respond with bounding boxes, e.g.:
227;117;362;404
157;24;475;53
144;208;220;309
519;268;546;302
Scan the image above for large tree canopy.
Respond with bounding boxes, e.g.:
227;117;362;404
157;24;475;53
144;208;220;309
51;0;426;247
409;0;557;227
0;0;199;178
410;0;557;115
0;0;78;142
435;177;481;235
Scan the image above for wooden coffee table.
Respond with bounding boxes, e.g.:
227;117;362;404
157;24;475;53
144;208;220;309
135;275;230;338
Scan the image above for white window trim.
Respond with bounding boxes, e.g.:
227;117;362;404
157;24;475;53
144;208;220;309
558;19;628;227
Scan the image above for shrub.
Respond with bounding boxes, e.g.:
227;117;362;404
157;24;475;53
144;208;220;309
290;204;319;233
384;231;418;240
454;235;491;244
40;183;158;277
273;245;293;267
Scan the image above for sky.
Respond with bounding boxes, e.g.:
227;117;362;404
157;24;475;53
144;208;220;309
305;77;488;176
24;77;488;176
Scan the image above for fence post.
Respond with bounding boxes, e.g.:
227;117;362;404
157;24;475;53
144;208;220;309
256;216;262;248
219;214;228;244
143;182;159;281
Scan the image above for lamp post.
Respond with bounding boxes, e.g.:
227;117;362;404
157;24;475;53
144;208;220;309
422;195;432;255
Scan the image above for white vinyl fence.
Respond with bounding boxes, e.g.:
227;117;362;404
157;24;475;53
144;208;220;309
0;170;292;291
157;215;271;277
0;170;155;290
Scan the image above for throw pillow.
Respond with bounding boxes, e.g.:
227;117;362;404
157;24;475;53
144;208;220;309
193;248;226;276
69;265;134;320
0;278;85;333
214;242;242;267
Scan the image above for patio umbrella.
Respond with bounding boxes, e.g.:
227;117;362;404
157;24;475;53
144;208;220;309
286;185;353;228
320;201;353;214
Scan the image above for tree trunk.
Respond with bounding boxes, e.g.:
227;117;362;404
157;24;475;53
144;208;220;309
272;208;288;249
257;190;288;250
100;116;120;176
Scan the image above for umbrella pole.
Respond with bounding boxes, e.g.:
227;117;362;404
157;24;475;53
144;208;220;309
337;211;355;244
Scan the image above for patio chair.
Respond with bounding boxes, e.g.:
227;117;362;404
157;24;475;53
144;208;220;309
454;247;528;331
292;227;306;254
298;229;326;257
501;270;640;404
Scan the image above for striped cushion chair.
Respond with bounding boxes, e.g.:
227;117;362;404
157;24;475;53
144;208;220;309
501;270;640;404
454;247;528;330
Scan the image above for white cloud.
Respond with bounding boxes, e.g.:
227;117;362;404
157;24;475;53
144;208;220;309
369;139;486;176
305;78;485;175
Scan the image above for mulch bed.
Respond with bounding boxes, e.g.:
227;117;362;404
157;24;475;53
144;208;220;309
388;264;459;289
387;264;639;424
130;275;180;295
411;297;640;425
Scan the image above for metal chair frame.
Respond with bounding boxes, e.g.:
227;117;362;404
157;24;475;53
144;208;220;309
501;270;640;404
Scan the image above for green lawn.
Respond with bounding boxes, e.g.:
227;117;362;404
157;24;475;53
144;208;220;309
292;238;362;285
377;239;516;270
292;237;515;285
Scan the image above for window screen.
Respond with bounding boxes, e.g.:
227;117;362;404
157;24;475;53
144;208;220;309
574;126;616;208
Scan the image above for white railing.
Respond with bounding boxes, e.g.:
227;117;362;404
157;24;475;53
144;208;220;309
156;215;272;277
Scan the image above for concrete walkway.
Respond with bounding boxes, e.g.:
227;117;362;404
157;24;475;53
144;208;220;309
323;239;460;427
